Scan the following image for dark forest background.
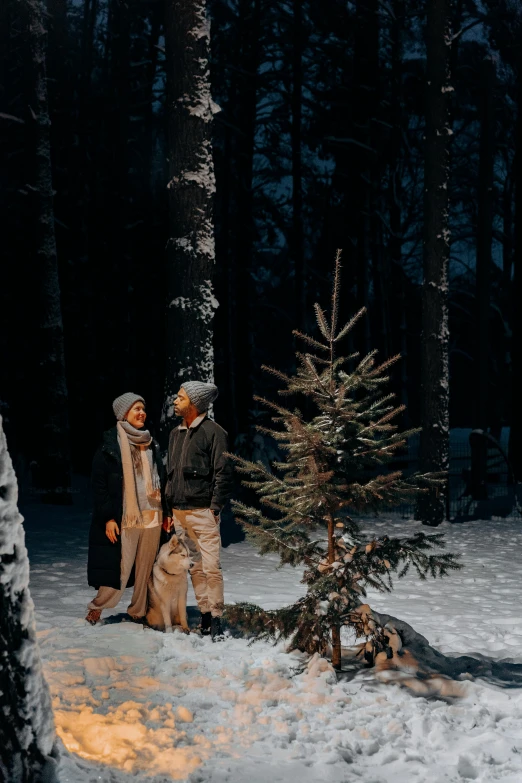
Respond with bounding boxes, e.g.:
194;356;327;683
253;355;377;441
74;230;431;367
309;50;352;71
1;0;521;514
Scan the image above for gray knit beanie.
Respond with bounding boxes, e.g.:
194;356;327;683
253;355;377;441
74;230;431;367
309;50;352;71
181;381;219;412
112;392;145;421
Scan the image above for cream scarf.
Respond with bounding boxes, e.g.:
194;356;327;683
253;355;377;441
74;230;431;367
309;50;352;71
117;421;161;529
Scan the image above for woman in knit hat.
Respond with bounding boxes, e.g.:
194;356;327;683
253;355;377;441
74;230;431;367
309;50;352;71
85;393;171;625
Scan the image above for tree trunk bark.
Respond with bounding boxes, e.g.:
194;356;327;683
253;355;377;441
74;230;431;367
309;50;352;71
232;0;260;440
0;417;58;781
351;0;379;356
476;57;495;431
26;0;72;503
471;57;495;497
327;514;342;671
389;0;409;416
417;0;452;525
292;0;305;330
502;168;514;293
509;56;522;479
108;0;132;389
162;0;218;438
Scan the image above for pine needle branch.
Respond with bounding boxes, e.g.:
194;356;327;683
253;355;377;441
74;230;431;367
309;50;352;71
293;330;330;352
314;303;331;341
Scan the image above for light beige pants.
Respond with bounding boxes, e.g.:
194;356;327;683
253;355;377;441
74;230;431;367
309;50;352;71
88;526;161;618
172;508;224;617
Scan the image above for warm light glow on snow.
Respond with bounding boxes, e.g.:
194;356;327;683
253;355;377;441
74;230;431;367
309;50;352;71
54;700;209;778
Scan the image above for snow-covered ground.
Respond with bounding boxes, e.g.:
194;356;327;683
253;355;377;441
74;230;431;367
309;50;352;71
23;502;522;783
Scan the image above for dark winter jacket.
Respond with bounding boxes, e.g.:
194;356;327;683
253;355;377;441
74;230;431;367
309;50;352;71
166;417;234;512
87;427;169;590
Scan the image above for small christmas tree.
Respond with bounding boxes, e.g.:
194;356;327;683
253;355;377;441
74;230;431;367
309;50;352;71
226;252;461;670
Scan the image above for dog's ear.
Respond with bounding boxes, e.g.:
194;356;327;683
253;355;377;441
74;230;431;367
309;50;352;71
169;535;179;548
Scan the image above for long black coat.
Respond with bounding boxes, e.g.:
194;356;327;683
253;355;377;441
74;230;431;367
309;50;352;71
87;427;168;590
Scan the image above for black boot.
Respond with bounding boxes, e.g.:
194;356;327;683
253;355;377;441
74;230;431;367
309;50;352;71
211;616;225;642
200;612;212;636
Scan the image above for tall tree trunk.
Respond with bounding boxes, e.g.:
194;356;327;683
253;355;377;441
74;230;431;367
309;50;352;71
416;0;453;525
144;1;163;190
215;122;238;435
291;0;305;330
26;0;72;502
161;0;218;437
350;0;379;355
108;0;132;390
68;0;102;468
233;0;260;440
0;417;58;781
389;0;408;413
471;57;495;498
509;57;522;480
476;57;495;430
502;169;513;293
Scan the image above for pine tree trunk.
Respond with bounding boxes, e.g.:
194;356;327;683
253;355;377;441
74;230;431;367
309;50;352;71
108;0;132;389
215;123;239;437
389;0;408;412
68;0;102;466
509;57;522;480
476;57;494;430
144;2;163;188
0;417;58;781
26;0;72;502
351;0;379;355
327;514;342;670
416;0;452;525
291;0;305;330
162;0;218;436
471;57;495;497
233;0;260;439
502;169;513;294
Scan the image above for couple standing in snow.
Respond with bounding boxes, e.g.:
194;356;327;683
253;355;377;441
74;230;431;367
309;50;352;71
86;381;234;641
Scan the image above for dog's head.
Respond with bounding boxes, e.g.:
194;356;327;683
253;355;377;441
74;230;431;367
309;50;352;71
157;535;194;575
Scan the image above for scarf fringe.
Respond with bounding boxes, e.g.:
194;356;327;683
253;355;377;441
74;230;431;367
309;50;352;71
120;513;145;529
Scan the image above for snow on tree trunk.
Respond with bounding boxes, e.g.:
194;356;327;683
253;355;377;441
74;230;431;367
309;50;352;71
0;416;58;781
416;0;452;526
162;0;219;436
27;0;72;503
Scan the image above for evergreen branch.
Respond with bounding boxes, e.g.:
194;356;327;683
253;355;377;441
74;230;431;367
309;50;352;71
353;393;396;418
314;303;331;341
330;249;342;339
367;353;401;378
373;403;406;427
292;330;330;352
303;354;328;389
356;350;379;373
334;307;368;343
253;395;301;421
260;365;294;387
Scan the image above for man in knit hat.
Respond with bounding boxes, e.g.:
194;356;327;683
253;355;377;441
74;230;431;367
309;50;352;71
164;381;233;641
